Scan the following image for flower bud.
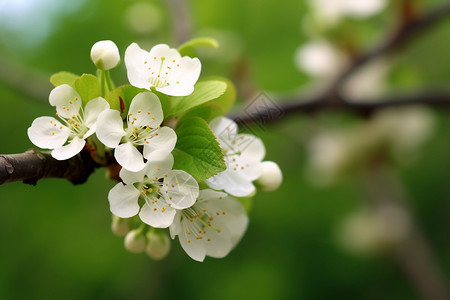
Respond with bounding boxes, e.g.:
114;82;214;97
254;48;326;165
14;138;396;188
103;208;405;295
145;231;171;260
255;161;282;192
111;215;132;236
124;229;146;253
90;40;120;70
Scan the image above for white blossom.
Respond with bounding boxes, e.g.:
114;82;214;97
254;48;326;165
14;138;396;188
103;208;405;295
125;43;201;96
108;154;199;228
28;84;109;160
170;189;248;262
206;117;265;197
90;40;121;70
96;92;176;172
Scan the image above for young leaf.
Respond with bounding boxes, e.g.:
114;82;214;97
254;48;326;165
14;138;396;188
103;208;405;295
73;74;101;106
173;117;226;181
169;80;227;117
50;72;79;87
104;85;147;118
178;37;219;57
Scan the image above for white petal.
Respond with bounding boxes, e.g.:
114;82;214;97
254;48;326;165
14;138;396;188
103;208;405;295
206;169;256;197
238;134;266;161
96;109;126;148
178;226;206;262
202;227;233;258
139;202;176;228
125;43;153;90
114;141;146;172
27;116;69;149
143;127;177;161
84;97;110;128
161;170;199;209
169;211;182;239
108;183;141;218
128;92;163;128
225;154;263;181
145;153;174;179
199;189;248;245
119;167;147;186
51;136;86;160
209;117;238;150
49;84;82;119
157;56;201;96
256;161;283;192
149;44;181;62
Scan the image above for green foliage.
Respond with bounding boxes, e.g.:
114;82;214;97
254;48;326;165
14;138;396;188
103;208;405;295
49;71;80;87
104;85;147;118
73;74;101;106
169;80;227;118
172;117;226;181
178;37;219;57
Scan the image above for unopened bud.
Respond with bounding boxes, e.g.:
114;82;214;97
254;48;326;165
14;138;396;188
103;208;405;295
124;229;146;253
90;40;120;70
111;215;132;236
255;161;282;192
145;231;171;260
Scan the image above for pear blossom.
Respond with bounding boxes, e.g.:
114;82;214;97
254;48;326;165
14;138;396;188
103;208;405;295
108;154;199;228
96;92;176;172
124;43;201;96
308;0;387;26
27;84;109;160
206;117;265;197
169;189;248;262
90;40;120;70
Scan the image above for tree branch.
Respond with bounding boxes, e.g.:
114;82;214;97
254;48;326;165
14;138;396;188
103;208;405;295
0;149;98;185
234;2;450;126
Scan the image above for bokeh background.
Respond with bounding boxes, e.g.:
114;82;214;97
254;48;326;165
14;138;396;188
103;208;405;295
1;0;450;299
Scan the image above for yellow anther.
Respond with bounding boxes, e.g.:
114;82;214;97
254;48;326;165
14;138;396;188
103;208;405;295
50;120;53;123
209;217;214;221
51;131;55;135
175;181;178;184
172;59;175;62
171;184;174;188
153;208;157;211
147;111;151;114
216;212;220;215
162;207;166;212
169;196;172;200
196;236;202;240
164;174;167;177
75;97;78;101
128;113;132;116
207;238;211;242
168;203;172;206
60;126;63;129
137;110;142;113
62;106;66;109
69;100;73;104
187;240;191;243
222;212;226;215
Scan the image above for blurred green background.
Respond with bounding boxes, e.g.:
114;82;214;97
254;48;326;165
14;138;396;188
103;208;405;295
1;0;450;299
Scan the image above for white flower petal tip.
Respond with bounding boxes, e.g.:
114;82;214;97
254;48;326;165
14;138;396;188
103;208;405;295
255;161;283;192
90;40;121;70
124;230;147;253
170;189;249;262
206;116;266;197
125;42;201;96
145;231;171;260
96;92;174;171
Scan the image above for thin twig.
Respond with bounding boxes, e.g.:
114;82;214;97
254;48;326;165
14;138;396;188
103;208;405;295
234;3;450;126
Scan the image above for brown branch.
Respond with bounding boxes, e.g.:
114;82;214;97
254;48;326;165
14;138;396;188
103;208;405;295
234;2;450;126
0;149;98;185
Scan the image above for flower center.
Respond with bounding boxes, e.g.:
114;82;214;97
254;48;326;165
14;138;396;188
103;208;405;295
55;105;88;139
138;178;172;213
182;205;223;243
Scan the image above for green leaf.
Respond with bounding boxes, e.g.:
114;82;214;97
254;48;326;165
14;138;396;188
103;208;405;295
104;85;147;118
173;117;226;181
178;37;219;57
176;102;224;127
50;71;79;87
73;74;101;106
202;76;236;114
169;80;227;118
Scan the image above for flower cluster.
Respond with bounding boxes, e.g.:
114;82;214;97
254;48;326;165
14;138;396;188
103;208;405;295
27;40;282;262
